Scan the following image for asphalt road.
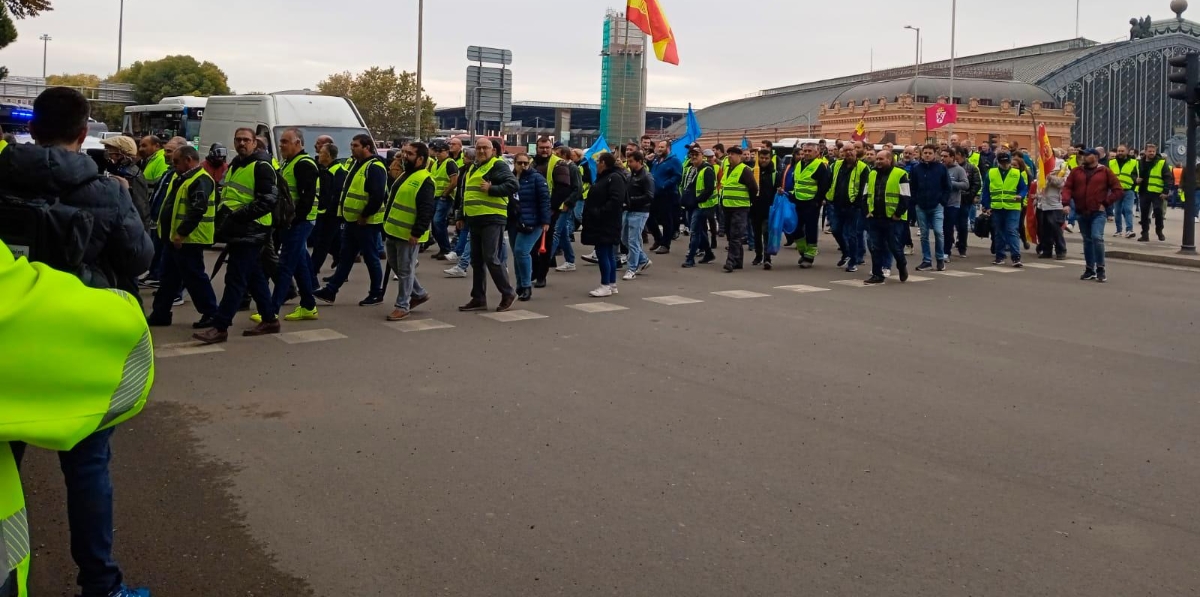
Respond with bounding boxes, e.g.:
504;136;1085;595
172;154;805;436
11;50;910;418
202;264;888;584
23;233;1200;596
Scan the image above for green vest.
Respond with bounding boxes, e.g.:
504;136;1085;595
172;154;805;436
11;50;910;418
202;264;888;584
826;159;869;203
579;164;590;199
988;167;1023;211
342;158;387;224
968;152;981;169
865;167;906;218
143;149;169;184
221;161;273;227
431;158;453;197
721;163;751;208
792;159;821;201
1145;158;1167;194
0;242;153;597
280;153;321;221
1109;159;1138;190
463;158;508;217
1066;155;1078;169
168;169;216;244
383;169;432;242
695;164;717;209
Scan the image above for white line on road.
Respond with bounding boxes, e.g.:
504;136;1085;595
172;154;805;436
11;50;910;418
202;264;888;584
643;295;704;305
829;279;878;287
931;270;982;277
274;328;348;344
1021;262;1064;269
480;310;549;322
711;290;771;299
975;266;1024;273
384;319;456;332
774;284;831;293
567;302;629;313
156;341;226;358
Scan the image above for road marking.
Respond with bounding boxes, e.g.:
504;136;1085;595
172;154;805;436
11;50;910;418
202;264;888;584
156;341;226;358
567;302;629;313
904;275;934;282
384;319;456;332
644;295;704;305
1021;262;1064;269
931;270;982;277
480;309;549;322
829;279;877;287
275;328;347;344
711;290;771;299
976;266;1024;273
1061;259;1088;266
774;284;830;293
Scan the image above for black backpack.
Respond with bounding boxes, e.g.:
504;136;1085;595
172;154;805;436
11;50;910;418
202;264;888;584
0;178;98;278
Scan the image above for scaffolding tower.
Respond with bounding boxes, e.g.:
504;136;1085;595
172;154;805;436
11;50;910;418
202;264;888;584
600;8;647;147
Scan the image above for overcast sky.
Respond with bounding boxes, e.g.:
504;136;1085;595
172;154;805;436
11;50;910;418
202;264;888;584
2;0;1150;109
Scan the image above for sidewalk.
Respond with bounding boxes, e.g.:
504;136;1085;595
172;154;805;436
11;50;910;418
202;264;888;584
1062;205;1200;268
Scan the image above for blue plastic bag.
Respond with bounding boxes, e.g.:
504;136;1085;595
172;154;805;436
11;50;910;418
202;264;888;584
766;191;796;255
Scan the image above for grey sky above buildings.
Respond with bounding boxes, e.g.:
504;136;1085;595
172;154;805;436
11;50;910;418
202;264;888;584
3;0;1150;109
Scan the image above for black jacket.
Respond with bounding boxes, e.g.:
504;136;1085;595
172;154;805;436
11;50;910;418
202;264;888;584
454;158;519;225
581;168;626;246
343;156;389;220
286;151;320;227
384;169;437;240
159;166;215;241
626;165;655;212
682;164;715;209
0;143;153;291
317;162;348;219
218;150;277;245
752;163;776;215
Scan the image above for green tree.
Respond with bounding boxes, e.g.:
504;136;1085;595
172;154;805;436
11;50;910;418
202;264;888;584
46;72;100;87
4;0;51;19
316;66;436;141
110;55;230;104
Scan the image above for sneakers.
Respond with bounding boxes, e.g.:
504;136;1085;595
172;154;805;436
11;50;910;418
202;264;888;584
443;265;467;278
904;245;914;255
622;270;637;281
1012;260;1023;269
1112;231;1122;237
836;256;849;267
1064;225;1074;233
443;251;459;263
915;262;933;272
555;261;577;272
1080;269;1097;281
682;259;696;268
608;284;619;295
619;254;628;266
846;264;858;273
581;251;599;264
359;294;384;306
283;306;319;321
172;295;186;307
882;268;891;278
242;319;281;336
137;276;159;288
992;257;1005;265
638;259;652;273
588;285;613;297
654;246;671;255
1096;267;1107;283
1125;231;1137;239
313;287;337;304
936;260;945;272
699;253;716;264
864;275;885;285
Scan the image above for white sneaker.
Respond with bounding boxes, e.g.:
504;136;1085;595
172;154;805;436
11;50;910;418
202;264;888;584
1064;225;1074;233
443;265;467;278
882;268;892;278
443;251;458;263
581;251;598;264
619;254;628;266
555;262;577;272
608;284;619;294
392;273;399;281
622;270;637;281
638;259;652;273
588;285;613;297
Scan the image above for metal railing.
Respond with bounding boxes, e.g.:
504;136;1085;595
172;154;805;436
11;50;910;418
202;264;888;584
0;76;136;103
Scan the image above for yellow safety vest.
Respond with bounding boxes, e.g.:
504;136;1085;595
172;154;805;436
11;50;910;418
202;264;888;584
0;139;7;154
430;159;453;197
280;153;321;221
1066;155;1078;170
1109;159;1139;190
721;163;751;208
1145;158;1167;194
342;158;387;224
142;149;169;184
0;241;153;597
221;161;273;227
968;152;981;169
545;154;562;196
578;163;590;199
864;167;906;218
695;164;717;209
826;159;869;203
383;169;432;242
167;169;216;244
463;157;508;217
988;167;1023;211
792;159;821;201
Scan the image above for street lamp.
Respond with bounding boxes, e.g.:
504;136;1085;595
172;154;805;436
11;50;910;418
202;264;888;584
39;34;51;79
414;0;424;139
904;25;921;101
118;0;124;72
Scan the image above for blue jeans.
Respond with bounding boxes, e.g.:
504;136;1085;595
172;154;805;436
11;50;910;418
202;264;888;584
686;207;713;260
271;220;315;310
1078;211;1107;269
837;207;865;264
1114;190;1136;233
1067;199;1078;226
867;217;907;277
622;211;651;272
431;199;453;253
327;223;384;297
214;242;275;330
453;226;471;270
595;243;618;284
551;208;576;264
915;205;945;263
385;237;427;309
991;208;1022;261
513;228;543;288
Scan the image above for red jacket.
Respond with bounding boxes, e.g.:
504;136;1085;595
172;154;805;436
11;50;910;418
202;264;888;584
1062;165;1123;215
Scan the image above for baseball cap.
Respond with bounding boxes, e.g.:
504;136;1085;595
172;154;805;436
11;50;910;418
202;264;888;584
996;152;1012;162
99;135;138;159
702;149;715;157
1082;148;1100;157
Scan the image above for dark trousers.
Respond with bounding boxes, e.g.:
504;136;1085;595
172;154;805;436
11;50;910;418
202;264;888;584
147;233;165;280
309;217;342;279
1036;209;1067;257
271;220;316;311
943;205;960;258
954;204;971;254
214;242;275;330
868;217;907;277
532;212;558;283
836;207;865;264
686;207;713;260
723;207;748;269
750;210;770;262
1139;193;1165;234
793;199;821;258
469;219;514;301
10;428;123;597
648;199;678;248
149;243;218;322
326;223;384;297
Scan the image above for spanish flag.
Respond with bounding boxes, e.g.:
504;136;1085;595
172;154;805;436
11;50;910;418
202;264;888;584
627;0;680;66
851;118;867;141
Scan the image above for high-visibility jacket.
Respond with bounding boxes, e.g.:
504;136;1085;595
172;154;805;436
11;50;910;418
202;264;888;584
864;167;906;218
988;168;1024;210
695;164;718;209
545;155;563;196
142;149;169;184
1066;155;1078;170
721;163;751;208
167;169;216;244
463;157;508;217
968;152;981;169
221;161;273;227
0;241;153;597
825;159;869;204
342;158;387;224
1144;158;1168;194
1109;159;1139;190
0;139;7;154
383;169;432;242
578;164;590;199
430;158;453;197
280;153;321;221
792;159;822;201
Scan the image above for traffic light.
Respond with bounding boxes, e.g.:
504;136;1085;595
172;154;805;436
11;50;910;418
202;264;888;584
1168;52;1200;105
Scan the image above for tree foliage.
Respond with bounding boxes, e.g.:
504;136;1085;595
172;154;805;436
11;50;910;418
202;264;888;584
110;55;230;104
316;66;436;141
46;72;100;87
4;0;51;19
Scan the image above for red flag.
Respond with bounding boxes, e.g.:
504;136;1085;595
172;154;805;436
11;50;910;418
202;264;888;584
851;118;867;141
924;103;958;131
627;0;680;65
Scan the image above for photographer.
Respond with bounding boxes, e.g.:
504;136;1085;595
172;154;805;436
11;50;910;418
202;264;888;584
100;136;152;229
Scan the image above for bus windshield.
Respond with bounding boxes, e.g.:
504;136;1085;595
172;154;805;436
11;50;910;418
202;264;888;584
123;106;204;144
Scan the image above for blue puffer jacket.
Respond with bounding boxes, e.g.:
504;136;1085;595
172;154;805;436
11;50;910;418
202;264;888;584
516;169;552;227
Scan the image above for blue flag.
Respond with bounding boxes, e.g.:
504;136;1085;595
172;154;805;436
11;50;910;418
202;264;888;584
582;134;609;183
740;135;750;149
669;104;702;164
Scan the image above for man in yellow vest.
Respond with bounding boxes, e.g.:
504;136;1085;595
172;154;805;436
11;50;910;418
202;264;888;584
1137;143;1172;242
145;144;219;328
863;149;911;284
382;141;436;321
313;134;389;306
0;241;154;597
138;135;169;186
194;127;280;344
1108;144;1140;238
428;140;460;260
786;143;832;268
982;152;1029;267
455;137;520;312
681;147;717;267
310;141;346;282
718;146;759;272
826;145;871;273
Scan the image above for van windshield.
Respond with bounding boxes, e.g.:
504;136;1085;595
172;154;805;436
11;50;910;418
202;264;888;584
274;126;371;159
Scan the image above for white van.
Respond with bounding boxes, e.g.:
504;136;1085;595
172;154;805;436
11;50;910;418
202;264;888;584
198;93;370;160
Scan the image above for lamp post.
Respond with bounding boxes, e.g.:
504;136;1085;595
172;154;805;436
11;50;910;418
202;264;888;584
949;0;957;133
39;34;51;79
414;0;424;139
903;25;921;82
117;0;124;71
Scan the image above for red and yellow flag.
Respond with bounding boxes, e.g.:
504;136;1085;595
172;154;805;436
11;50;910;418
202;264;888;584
851;118;867;141
627;0;679;65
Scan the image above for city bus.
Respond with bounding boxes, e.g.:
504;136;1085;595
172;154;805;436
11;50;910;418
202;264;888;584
122;96;207;144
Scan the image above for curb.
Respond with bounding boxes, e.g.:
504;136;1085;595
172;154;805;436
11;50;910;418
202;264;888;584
1104;249;1200;269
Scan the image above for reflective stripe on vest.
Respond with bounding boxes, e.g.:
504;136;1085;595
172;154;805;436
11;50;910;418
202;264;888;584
463;158;508;217
792;159;821;201
1109;159;1138;190
342;159;386;224
696;165;718;209
280;154;321;221
865;167;906;218
721;163;751;208
383;169;432;242
578;164;590;199
827;159;869;203
1;497;29;589
1146;159;1167;194
431;159;452;197
988;167;1023;211
169;169;216;244
221;162;273;227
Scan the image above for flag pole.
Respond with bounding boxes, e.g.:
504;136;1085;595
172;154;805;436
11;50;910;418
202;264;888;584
949;0;957;135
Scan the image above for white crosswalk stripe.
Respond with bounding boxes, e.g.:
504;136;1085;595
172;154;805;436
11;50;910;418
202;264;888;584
384;319;455;332
774;284;830;293
830;279;878;287
275;328;347;344
1021;262;1064;269
156;341;226;358
904;275;934;282
644;295;704;305
711;290;771;299
567;302;629;313
480;309;548;322
976;266;1024;273
931;270;982;277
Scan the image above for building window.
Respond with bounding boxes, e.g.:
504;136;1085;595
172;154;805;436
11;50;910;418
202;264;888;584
978;98;994;106
915;95;930;104
1042;101;1056;109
